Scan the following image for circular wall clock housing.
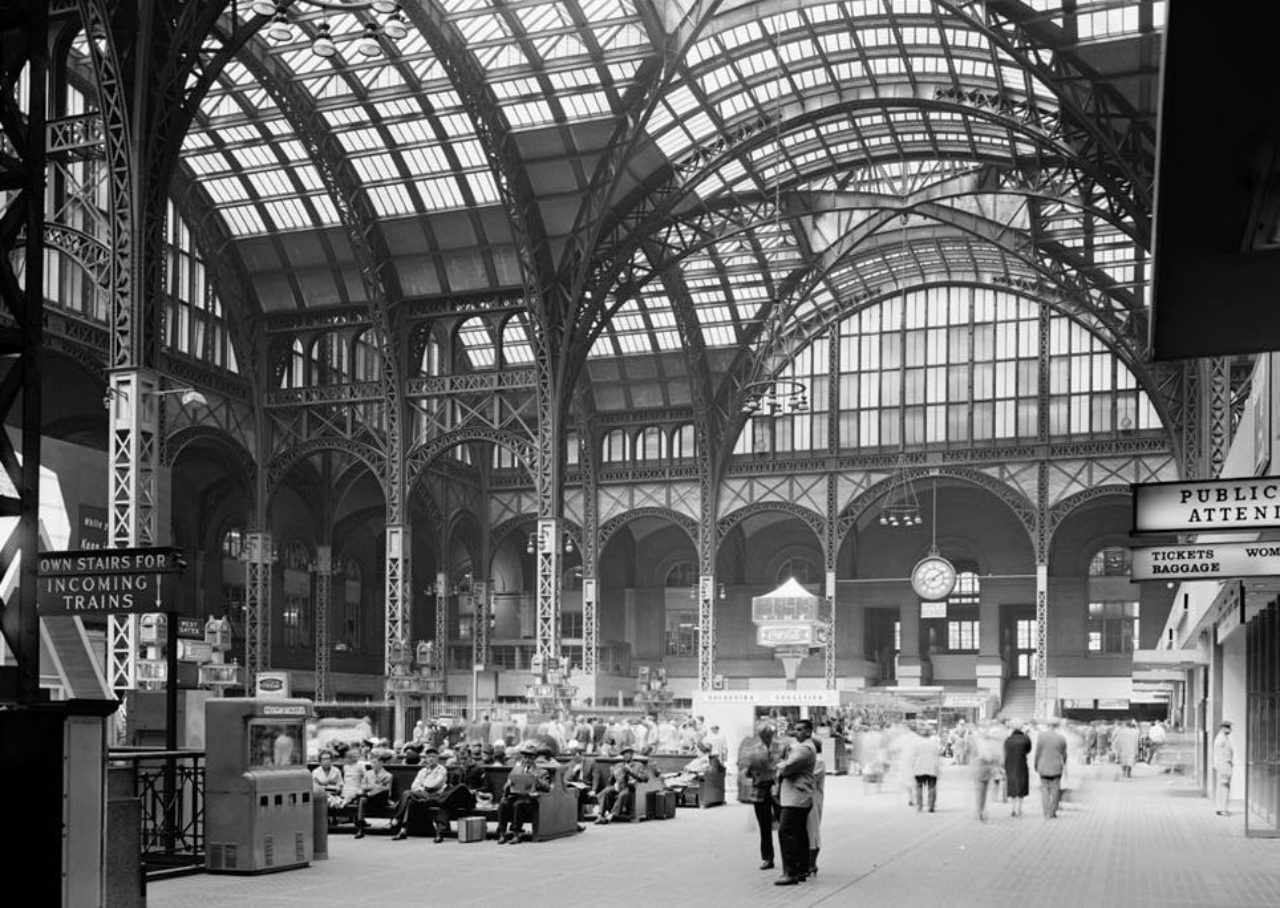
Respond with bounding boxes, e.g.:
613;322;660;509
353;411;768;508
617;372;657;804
911;554;957;600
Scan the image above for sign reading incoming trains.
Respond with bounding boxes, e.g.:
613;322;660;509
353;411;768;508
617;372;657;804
1132;476;1280;532
37;546;186;616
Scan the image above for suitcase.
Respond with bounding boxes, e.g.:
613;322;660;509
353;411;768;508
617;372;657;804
646;788;677;820
457;816;486;843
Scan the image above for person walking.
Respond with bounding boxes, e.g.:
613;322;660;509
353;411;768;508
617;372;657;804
1111;720;1140;778
972;723;1003;822
741;724;782;871
1003;724;1032;817
774;718;817;886
1213;721;1234;817
1033;718;1068;819
909;723;942;813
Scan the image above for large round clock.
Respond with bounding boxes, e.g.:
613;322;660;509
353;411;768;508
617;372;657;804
911;554;957;600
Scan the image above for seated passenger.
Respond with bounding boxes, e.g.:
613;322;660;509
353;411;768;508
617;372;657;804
312;750;342;803
663;750;713;792
336;744;369;815
354;748;394;839
596;747;649;823
563;741;594;816
495;741;552;844
389;745;449;842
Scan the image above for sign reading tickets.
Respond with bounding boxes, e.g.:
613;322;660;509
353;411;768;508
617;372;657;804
1133;477;1280;532
1131;541;1280;580
37;546;186;616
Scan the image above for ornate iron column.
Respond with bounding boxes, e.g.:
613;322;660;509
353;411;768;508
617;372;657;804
384;524;411;736
1034;304;1051;717
314;545;332;702
243;531;274;681
534;517;563;667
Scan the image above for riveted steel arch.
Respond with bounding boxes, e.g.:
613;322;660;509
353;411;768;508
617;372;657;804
1045;485;1134;545
406;428;536;491
266;438;386;509
598;508;700;552
716;501;827;551
837;467;1037;557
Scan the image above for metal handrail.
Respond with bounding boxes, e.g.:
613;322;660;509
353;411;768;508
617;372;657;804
109;749;206;877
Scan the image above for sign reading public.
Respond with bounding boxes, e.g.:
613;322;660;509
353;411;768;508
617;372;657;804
37;546;186;616
1131;541;1280;580
1133;477;1280;532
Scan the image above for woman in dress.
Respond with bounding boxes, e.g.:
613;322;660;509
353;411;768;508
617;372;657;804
1003;723;1032;817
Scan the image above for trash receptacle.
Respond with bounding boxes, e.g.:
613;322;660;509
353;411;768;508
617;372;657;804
313;794;328;861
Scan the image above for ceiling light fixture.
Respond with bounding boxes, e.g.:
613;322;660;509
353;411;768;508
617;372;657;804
251;1;407;59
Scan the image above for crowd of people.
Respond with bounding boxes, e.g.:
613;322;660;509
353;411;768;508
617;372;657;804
309;710;729;843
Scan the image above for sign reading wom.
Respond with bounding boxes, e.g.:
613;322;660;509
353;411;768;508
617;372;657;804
1132;477;1280;533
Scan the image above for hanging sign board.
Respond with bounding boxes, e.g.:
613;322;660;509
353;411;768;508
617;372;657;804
37;546;186;616
1132;477;1280;532
1130;541;1280;580
756;623;816;647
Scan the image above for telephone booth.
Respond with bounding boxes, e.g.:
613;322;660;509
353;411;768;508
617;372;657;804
204;698;315;873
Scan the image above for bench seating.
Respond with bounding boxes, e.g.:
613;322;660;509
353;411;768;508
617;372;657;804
585;757;667;821
645;753;725;809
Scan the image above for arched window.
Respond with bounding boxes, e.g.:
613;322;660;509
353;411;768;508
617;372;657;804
602;429;629;463
501;314;535;366
421;334;442;376
353;329;382;381
666;561;697;588
945;570;981;651
1089;546;1132;576
566;431;580;466
775;556;820;586
638;427;664;462
457;317;495;369
671;424;695;460
341;556;362;653
282;540;312;649
283;339;306;388
492;444;520;469
221;526;244;559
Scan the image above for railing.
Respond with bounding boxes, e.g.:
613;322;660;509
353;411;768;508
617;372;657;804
109;749;205;878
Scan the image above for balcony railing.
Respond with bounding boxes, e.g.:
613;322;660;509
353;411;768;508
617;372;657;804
109;749;205;879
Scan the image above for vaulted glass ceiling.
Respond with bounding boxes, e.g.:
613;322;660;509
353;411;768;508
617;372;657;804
67;0;1163;414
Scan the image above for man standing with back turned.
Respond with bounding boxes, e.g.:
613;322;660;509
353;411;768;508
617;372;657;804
1033;717;1068;820
774;718;817;886
1213;721;1234;816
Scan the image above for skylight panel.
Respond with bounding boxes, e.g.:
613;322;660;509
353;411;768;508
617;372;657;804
186;152;231;176
581;0;631;21
310;196;339;224
467;172;499;205
704;325;736;346
599;22;648;50
504;100;555;129
204;177;251;204
336;128;384;153
562;92;612;119
617;332;651;354
222;205;266;236
386;119;437;145
368;184;416;217
416;176;466;209
401;145;452;174
352;154;400;182
264;198;313;230
247;170;296;198
653;331;681;350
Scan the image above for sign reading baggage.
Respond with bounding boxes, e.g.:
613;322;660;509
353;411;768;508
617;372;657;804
1130;541;1280;580
1133;477;1280;532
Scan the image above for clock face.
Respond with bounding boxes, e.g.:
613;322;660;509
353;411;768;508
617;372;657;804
911;555;957;600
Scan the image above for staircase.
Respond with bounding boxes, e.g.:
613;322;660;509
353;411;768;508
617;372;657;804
998;679;1036;724
41;616;113;699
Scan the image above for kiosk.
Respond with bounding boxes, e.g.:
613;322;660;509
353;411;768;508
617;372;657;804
205;698;315;873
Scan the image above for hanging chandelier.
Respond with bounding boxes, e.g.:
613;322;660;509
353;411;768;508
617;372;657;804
878;455;922;527
741;378;809;417
250;0;408;58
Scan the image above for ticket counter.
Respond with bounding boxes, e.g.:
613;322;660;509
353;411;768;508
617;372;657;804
205;698;315;873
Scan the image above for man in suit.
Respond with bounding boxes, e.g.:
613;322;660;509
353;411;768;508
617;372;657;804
774;718;817;886
1033;717;1068;819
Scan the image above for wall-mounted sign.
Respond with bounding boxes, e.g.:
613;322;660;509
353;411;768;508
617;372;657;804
178;639;212;663
1133;477;1280;532
756;623;816;647
920;601;948;619
255;671;291;698
1131;541;1280;580
1061;698;1095;709
1096;698;1130;710
37;546;186;616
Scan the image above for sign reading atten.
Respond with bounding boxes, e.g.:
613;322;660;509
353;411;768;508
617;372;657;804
37;546;187;616
1130;542;1280;580
1133;477;1280;532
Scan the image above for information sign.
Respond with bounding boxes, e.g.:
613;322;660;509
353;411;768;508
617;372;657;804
1130;541;1280;580
37;546;186;616
756;623;816;646
1133;477;1280;532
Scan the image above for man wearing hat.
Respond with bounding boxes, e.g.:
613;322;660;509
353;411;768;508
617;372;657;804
1213;720;1234;816
595;746;649;824
495;741;552;844
389;744;448;841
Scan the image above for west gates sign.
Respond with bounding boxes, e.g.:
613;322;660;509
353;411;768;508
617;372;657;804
37;547;186;616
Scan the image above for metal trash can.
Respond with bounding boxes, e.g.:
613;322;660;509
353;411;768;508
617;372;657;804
312;794;329;861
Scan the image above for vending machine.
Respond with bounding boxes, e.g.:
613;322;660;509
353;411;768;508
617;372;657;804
205;698;315;873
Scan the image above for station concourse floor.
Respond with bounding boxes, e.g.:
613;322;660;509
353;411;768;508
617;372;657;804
151;762;1280;908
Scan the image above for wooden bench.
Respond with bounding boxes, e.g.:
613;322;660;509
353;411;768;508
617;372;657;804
586;756;666;821
645;753;725;809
